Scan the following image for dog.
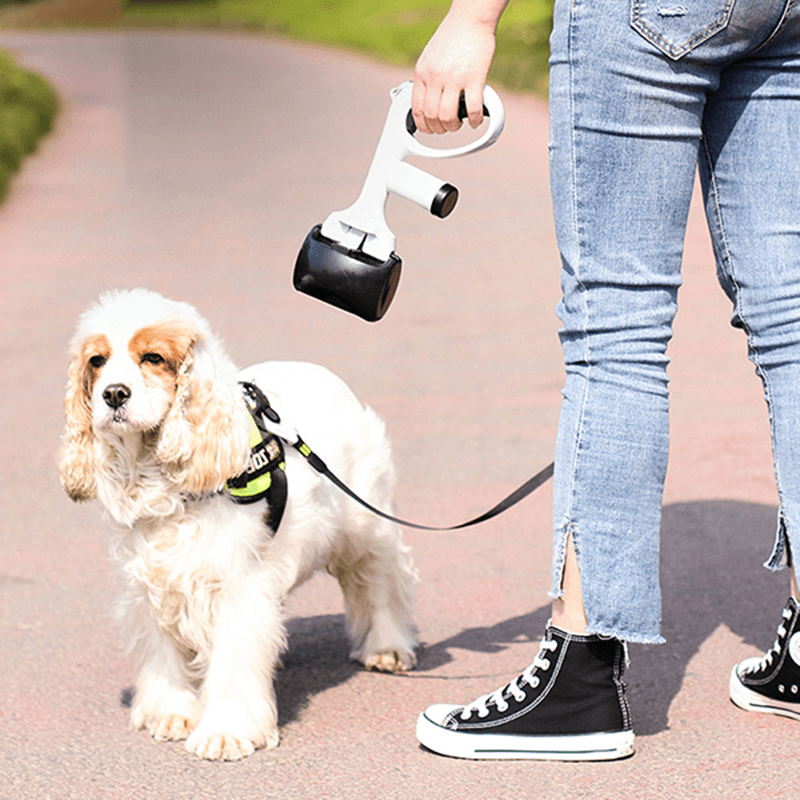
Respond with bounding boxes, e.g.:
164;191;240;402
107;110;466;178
59;289;418;760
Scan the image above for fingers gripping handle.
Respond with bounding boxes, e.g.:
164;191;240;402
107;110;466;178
405;99;487;135
398;81;505;159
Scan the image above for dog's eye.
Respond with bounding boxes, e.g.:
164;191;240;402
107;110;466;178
141;353;165;365
89;355;106;369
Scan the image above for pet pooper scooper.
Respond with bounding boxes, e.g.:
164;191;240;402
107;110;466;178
293;80;505;321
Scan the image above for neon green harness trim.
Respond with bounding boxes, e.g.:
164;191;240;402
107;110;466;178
225;387;288;531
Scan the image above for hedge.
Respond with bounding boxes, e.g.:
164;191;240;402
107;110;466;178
0;49;59;200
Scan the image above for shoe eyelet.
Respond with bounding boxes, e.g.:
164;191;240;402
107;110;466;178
478;708;490;719
530;676;540;688
792;685;798;694
779;684;785;694
496;701;508;713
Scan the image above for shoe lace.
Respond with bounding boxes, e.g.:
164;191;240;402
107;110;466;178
744;607;793;675
459;635;559;720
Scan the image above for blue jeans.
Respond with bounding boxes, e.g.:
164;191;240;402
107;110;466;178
548;0;800;643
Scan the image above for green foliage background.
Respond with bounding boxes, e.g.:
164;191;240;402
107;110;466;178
0;49;58;199
124;1;554;96
0;0;552;201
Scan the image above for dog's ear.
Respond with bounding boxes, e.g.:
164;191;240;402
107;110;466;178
59;351;97;501
156;334;251;495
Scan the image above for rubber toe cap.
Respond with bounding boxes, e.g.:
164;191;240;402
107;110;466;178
421;703;462;727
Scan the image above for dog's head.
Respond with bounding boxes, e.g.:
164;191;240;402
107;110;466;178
59;289;250;503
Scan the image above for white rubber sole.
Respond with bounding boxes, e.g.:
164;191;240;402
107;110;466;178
416;711;635;762
729;665;800;720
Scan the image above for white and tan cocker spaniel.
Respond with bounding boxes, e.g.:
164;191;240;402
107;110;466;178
59;289;418;760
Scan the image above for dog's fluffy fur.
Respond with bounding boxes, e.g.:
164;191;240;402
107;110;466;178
59;289;417;760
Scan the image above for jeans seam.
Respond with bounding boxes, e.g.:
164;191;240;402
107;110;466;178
568;0;590;521
750;0;797;573
702;127;787;570
553;0;590;600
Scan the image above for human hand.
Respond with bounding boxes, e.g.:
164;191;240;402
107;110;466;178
411;8;499;135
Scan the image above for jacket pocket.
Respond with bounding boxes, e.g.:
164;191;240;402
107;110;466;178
631;0;736;60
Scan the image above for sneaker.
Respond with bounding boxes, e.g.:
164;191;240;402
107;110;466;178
730;597;800;721
415;624;635;761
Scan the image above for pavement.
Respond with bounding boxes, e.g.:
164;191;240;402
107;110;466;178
0;29;797;800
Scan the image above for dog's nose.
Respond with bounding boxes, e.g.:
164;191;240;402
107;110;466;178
103;383;131;409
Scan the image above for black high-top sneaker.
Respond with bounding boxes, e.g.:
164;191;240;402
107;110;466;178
730;597;800;720
415;623;634;761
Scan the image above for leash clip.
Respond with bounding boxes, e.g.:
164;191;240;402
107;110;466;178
241;382;300;445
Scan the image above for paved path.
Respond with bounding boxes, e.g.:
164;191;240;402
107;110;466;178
0;30;796;799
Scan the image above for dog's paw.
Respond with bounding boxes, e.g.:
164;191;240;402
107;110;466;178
185;727;279;761
150;713;196;742
131;705;198;742
364;648;416;673
186;732;255;761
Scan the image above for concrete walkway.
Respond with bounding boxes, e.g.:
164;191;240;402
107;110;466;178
0;30;796;799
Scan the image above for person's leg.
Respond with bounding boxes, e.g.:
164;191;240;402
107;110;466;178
695;6;800;718
550;0;799;646
416;0;800;761
699;5;800;589
417;0;724;760
547;0;715;644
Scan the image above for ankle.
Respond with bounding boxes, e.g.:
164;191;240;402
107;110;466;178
551;599;588;636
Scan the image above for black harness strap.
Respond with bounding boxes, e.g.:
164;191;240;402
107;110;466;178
226;383;288;533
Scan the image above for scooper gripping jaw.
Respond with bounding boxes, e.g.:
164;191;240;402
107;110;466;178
293;225;402;322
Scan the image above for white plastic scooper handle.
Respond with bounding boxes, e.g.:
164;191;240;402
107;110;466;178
319;80;505;262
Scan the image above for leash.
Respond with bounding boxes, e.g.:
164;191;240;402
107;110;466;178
239;381;554;532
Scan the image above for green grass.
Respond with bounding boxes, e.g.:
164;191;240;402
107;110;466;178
123;0;553;96
0;49;59;199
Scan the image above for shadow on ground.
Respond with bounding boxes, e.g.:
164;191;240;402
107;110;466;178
276;614;360;727
265;500;788;735
632;499;786;735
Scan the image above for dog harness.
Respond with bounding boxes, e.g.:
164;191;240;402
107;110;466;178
225;382;287;533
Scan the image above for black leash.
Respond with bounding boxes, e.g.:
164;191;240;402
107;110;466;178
298;444;554;530
241;381;554;532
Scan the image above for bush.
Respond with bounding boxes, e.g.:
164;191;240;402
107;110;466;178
0;49;58;199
